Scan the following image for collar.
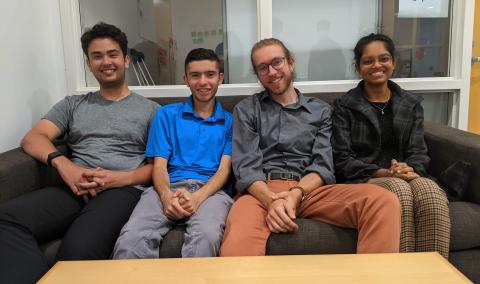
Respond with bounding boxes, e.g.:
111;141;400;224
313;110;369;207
259;89;313;113
339;80;423;138
182;95;225;122
341;80;421;110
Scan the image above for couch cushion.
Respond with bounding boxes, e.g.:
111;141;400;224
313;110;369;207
449;248;480;283
158;219;357;257
449;201;480;251
159;224;185;258
267;219;357;255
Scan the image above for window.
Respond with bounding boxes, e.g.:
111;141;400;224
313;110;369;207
272;0;378;81
419;92;452;124
272;0;452;80
386;3;451;78
79;0;257;86
61;0;474;129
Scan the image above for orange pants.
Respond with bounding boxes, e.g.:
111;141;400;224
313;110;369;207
220;180;401;256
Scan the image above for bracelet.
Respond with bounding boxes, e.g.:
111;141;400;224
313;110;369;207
289;185;306;202
47;151;64;167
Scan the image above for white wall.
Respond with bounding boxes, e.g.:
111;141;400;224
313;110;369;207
0;0;67;152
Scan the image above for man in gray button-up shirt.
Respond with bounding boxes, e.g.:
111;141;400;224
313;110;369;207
220;38;401;256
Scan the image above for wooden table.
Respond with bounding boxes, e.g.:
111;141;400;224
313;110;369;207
38;252;472;284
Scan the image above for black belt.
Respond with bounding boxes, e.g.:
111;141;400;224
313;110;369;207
267;172;301;181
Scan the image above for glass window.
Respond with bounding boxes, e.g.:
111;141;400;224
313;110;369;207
79;0;257;87
272;0;452;81
384;2;452;78
418;92;452;124
272;0;378;81
224;0;258;84
79;0;452;86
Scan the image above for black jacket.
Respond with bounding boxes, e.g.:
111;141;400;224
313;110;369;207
332;80;429;183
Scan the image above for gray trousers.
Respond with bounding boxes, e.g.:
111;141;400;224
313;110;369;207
113;180;233;258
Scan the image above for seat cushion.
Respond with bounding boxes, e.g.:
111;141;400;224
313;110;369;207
449;248;480;283
449;201;480;251
159;224;185;258
267;219;357;255
158;219;357;257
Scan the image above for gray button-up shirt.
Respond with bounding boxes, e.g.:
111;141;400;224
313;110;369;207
233;89;336;193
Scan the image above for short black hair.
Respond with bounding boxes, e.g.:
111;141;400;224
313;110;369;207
353;33;395;66
80;22;128;58
184;48;220;74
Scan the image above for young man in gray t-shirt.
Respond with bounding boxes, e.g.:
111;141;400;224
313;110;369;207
0;23;157;284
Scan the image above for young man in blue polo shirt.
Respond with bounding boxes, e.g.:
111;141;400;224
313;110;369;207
113;48;233;258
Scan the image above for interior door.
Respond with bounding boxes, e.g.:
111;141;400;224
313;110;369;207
468;0;480;134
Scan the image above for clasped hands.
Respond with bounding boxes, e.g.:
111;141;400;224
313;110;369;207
57;161;124;203
265;190;302;234
384;159;420;181
160;188;201;221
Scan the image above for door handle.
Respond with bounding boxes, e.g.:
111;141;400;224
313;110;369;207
473;56;480;63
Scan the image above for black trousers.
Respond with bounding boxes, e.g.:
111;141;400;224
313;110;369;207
0;185;142;284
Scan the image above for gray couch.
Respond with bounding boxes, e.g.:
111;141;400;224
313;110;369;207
0;93;479;283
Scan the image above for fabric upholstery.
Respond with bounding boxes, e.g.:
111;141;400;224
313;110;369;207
425;121;480;204
449;249;480;283
266;219;357;255
0;148;42;202
438;160;471;201
449;201;480;251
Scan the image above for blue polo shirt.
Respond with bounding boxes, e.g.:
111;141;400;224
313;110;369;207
145;96;232;189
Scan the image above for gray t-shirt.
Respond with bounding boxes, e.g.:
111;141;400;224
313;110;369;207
44;91;158;172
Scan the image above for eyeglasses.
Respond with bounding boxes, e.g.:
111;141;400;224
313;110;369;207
256;57;286;75
359;54;392;66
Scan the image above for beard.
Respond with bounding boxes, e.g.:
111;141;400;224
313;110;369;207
262;70;295;96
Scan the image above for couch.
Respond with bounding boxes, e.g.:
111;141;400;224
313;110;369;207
0;93;479;283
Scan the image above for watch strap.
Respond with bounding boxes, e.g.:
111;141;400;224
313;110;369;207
289;185;306;202
47;151;64;167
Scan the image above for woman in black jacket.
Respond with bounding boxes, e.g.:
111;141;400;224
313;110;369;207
331;33;450;258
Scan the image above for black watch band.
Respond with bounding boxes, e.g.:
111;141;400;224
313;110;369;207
47;151;64;167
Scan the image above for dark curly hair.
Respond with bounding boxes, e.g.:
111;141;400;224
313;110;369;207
81;22;128;58
353;33;395;66
184;48;221;74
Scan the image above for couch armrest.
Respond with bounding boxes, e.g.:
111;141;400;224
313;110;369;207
0;147;43;202
0;146;65;203
424;122;480;204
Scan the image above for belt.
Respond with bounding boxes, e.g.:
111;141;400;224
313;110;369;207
267;172;301;181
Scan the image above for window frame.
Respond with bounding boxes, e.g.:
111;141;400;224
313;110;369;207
59;0;474;129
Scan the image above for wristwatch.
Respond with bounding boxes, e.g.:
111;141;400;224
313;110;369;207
289;185;306;202
47;151;64;167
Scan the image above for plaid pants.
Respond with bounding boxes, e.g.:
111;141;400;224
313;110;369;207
369;177;450;258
